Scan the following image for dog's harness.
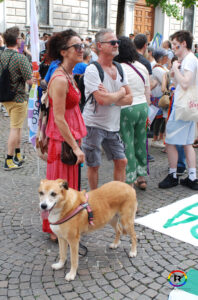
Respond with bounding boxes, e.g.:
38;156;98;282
49;193;94;226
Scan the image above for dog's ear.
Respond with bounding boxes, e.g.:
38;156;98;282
61;181;69;190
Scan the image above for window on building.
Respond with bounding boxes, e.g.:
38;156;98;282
37;0;49;25
91;0;107;29
183;5;194;32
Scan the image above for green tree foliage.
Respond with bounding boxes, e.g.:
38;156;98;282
146;0;197;20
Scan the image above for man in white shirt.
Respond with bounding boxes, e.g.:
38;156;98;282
83;29;132;190
159;30;198;190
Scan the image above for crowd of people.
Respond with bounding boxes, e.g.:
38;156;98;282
1;26;198;241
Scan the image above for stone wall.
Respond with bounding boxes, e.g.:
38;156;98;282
3;0;118;39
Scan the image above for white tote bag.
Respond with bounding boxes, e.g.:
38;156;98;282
175;85;198;122
175;60;198;122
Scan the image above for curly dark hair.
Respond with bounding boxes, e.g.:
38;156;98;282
47;29;80;62
3;26;20;47
114;36;139;64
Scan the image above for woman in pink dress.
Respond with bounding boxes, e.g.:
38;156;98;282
42;29;87;240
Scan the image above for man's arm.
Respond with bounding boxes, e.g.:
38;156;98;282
172;60;194;90
115;85;133;106
93;85;126;105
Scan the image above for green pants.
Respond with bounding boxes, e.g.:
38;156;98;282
120;103;148;184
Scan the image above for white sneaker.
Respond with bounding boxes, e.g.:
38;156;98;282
151;140;164;148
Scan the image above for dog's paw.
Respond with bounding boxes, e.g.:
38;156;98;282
51;261;65;270
65;271;76;281
109;240;121;249
129;250;137;258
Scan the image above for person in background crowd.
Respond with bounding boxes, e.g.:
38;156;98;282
147;46;156;68
40;59;60;90
0;26;34;170
134;33;157;162
73;47;91;76
40;32;49;52
0;33;5;51
115;37;150;190
151;48;168;149
134;34;152;75
194;44;198;58
0;32;8;116
24;31;32;62
90;42;98;62
159;30;198;190
162;40;174;69
42;29;87;241
82;28;132;190
129;33;134;41
18;32;25;54
85;37;92;46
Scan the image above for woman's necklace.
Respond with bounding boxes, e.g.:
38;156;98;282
61;65;76;88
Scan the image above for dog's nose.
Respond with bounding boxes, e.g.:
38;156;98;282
41;203;47;210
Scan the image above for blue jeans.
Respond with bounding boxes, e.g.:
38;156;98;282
176;145;186;169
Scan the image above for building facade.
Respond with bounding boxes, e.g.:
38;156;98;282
0;0;118;38
0;0;197;44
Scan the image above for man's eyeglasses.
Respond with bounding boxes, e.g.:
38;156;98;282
100;40;121;46
65;43;85;53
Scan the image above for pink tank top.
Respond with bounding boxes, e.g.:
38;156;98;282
46;74;87;141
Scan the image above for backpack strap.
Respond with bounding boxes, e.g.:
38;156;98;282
112;61;124;82
90;60;124;82
0;51;16;70
90;61;104;82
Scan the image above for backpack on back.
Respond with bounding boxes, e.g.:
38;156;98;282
76;60;124;112
0;52;16;102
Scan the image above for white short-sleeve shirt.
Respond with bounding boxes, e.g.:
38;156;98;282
174;52;198;103
121;61;150;108
83;63;128;132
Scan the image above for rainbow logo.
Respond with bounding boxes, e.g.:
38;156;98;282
168;270;187;287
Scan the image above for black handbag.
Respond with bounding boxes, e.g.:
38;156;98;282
61;141;77;165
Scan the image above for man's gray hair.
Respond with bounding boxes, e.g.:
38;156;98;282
95;28;114;43
83;47;91;60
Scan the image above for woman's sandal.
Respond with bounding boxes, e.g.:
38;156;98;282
135;180;147;190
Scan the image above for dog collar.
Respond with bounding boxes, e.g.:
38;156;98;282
49;193;94;226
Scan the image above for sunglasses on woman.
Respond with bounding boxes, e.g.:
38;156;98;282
100;40;121;46
65;43;85;52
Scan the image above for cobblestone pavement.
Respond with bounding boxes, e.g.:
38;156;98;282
0;110;198;300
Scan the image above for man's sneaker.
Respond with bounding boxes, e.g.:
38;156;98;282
13;153;26;165
4;159;23;171
159;173;178;189
177;167;187;176
148;154;155;162
180;176;198;190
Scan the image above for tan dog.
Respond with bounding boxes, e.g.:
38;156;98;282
39;179;137;281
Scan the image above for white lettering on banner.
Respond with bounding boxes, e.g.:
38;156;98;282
28;84;39;146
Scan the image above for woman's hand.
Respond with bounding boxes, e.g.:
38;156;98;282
73;147;85;165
